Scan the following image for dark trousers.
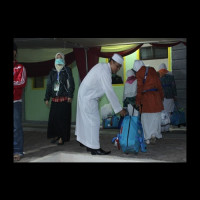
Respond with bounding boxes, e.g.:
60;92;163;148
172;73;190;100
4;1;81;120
47;101;72;141
13;102;24;155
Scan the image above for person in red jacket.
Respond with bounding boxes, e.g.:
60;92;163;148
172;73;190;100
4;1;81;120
133;60;164;145
13;42;27;161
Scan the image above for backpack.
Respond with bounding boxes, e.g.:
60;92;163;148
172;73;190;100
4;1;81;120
160;74;177;98
118;114;147;154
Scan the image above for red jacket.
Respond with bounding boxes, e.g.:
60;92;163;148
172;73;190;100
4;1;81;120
13;61;27;101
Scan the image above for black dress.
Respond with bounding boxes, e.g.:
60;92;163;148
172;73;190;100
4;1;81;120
47;100;72;141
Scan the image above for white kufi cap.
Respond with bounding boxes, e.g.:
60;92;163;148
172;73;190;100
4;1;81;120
112;53;124;65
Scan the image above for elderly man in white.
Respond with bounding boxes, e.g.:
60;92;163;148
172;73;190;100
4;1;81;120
75;53;126;155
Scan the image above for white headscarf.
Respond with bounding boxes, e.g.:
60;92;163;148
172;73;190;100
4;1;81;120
55;52;65;61
158;63;167;70
126;69;135;77
158;63;173;75
123;69;137;101
133;60;145;72
55;52;65;72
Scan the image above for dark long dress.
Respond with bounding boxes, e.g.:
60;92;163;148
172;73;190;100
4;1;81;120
47;100;71;141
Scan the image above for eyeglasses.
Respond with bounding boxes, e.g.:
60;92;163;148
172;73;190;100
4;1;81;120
113;61;121;69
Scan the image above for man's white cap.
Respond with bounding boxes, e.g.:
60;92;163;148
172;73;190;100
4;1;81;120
112;53;124;65
133;60;145;72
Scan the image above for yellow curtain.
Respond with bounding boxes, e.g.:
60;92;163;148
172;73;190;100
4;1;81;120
101;44;139;52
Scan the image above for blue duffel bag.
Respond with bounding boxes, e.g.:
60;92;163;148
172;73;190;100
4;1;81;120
103;115;120;129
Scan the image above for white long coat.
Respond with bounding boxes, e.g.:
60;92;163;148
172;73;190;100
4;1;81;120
75;63;122;149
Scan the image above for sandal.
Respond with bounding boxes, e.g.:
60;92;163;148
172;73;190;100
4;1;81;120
14;154;21;161
57;138;64;145
51;137;59;144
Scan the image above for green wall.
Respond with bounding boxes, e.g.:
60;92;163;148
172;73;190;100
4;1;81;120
25;77;49;121
24;51;138;123
25;61;79;122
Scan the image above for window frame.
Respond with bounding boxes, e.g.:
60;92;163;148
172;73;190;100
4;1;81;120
140;46;168;60
32;76;45;90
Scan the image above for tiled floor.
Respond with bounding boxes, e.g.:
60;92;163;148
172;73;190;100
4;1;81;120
15;125;187;163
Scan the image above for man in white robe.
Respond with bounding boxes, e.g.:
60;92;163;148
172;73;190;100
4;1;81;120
75;53;126;155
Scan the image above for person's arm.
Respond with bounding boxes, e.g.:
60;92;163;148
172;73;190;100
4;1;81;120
156;73;164;101
13;65;27;89
171;75;177;98
65;66;75;98
135;70;143;107
100;70;125;115
44;72;52;103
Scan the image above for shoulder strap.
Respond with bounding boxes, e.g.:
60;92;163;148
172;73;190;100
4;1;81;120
143;67;149;84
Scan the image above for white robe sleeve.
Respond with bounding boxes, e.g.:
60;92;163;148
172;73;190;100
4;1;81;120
100;70;122;114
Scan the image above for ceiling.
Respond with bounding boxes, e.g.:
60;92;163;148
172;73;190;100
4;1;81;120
14;38;186;49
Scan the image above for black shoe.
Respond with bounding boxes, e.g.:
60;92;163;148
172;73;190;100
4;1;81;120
86;147;92;152
78;142;85;147
91;148;111;155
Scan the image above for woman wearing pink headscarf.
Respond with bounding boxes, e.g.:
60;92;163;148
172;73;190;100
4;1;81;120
123;69;138;116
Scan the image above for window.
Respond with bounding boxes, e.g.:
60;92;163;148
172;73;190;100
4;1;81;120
32;76;45;89
140;46;168;60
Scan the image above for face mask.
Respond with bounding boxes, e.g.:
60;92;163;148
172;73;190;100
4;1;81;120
55;58;65;65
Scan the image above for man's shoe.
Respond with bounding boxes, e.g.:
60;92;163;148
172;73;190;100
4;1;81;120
91;148;111;155
78;142;85;147
86;147;92;152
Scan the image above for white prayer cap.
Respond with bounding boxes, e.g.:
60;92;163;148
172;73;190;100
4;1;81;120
112;53;124;65
133;60;145;72
158;63;167;70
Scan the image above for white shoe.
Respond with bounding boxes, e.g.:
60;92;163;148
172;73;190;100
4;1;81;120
145;139;150;144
